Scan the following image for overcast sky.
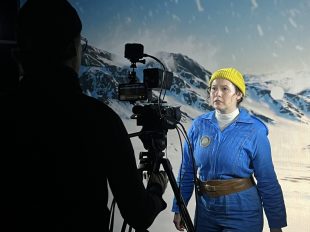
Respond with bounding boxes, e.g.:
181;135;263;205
19;0;310;75
66;0;310;75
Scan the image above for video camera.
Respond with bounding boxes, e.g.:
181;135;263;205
117;43;195;232
118;42;181;156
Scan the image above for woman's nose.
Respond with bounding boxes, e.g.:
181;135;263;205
214;89;222;96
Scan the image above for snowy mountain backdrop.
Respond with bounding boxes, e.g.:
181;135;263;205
79;44;310;125
79;44;310;232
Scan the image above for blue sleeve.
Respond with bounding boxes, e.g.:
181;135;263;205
171;123;196;213
252;127;287;228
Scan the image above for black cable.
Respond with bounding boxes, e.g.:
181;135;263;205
176;122;200;232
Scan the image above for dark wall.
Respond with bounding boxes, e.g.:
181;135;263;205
0;0;20;41
0;0;20;92
0;2;20;230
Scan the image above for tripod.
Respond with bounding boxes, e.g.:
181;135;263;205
127;102;195;232
139;149;195;232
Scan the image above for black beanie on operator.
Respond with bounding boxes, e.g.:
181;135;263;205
17;0;82;62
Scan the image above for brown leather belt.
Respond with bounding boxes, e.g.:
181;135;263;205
198;177;255;198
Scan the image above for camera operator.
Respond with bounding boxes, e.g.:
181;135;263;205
14;0;168;231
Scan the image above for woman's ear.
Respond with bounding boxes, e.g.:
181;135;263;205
236;90;243;100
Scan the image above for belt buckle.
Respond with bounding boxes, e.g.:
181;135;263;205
205;185;216;192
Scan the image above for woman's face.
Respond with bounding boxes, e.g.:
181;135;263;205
209;78;242;114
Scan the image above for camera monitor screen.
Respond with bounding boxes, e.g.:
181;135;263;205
118;83;149;101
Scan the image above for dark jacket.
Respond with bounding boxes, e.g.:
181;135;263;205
15;65;166;231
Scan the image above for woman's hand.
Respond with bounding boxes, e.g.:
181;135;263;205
173;213;185;231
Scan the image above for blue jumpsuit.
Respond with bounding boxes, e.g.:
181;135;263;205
172;109;287;231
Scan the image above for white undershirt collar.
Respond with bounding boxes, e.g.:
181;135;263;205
215;108;240;131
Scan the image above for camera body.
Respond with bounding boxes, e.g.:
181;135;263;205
132;104;181;131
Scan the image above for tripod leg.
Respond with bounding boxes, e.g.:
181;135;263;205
160;158;195;232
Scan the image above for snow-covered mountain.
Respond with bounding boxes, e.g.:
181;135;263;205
78;44;310;232
79;44;310;125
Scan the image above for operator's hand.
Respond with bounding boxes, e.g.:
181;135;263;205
147;170;168;195
173;213;185;231
270;229;282;232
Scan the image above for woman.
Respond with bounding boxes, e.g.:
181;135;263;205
172;67;287;232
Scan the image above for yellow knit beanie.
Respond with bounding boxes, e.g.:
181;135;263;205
209;67;246;95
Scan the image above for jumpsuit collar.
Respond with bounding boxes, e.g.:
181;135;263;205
202;108;254;127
